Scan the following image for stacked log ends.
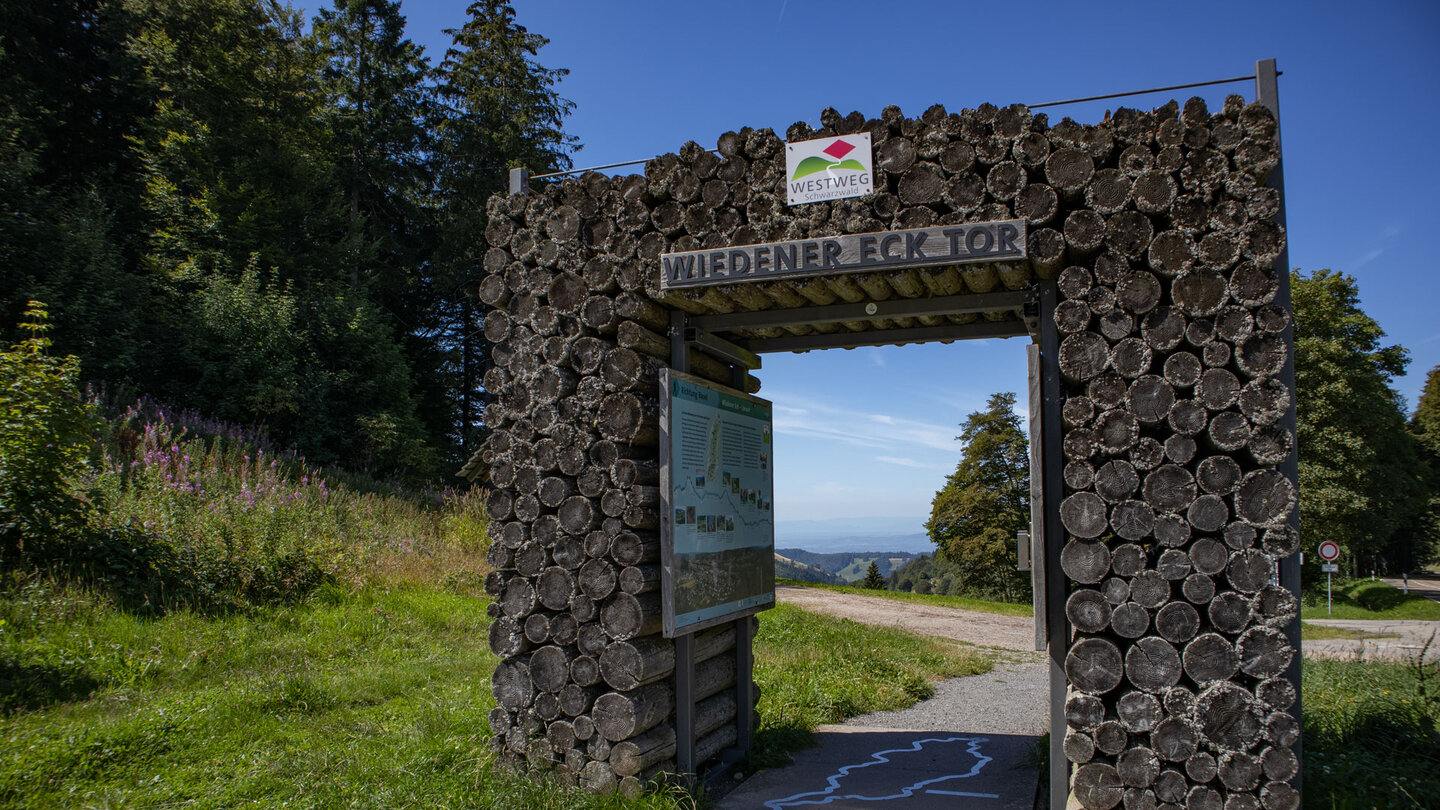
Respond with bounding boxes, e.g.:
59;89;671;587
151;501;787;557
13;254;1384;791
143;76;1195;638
477;95;1294;804
1055;97;1296;810
480;162;769;788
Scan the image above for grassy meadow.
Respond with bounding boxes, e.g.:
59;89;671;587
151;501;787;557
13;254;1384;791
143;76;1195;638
1301;579;1440;621
1304;654;1440;808
4;398;1437;807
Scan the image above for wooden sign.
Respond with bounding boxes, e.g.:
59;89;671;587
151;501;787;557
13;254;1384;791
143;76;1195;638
659;220;1027;290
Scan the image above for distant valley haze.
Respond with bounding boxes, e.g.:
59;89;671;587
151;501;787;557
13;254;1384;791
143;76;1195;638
774;516;933;554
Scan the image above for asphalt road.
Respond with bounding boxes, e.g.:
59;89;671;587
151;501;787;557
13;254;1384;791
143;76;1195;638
717;590;1046;809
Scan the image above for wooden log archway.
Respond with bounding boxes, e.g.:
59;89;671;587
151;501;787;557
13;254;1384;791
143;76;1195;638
467;61;1300;810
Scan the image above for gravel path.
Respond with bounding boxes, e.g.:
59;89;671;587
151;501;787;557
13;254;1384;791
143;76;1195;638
840;659;1050;735
776;585;1050;734
1304;619;1440;662
776;585;1037;651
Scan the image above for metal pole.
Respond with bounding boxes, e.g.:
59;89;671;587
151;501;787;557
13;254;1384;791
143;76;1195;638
1256;56;1303;802
1038;280;1069;810
1327;573;1332;615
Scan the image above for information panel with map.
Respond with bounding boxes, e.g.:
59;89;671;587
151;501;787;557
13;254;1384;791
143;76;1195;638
659;369;776;636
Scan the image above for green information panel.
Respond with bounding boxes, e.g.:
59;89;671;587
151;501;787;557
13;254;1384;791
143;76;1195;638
659;369;776;636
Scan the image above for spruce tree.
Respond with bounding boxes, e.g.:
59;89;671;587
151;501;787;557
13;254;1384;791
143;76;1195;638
861;560;886;590
434;0;576;452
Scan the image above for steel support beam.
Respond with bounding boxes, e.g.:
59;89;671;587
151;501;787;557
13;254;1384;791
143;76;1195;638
1257;57;1303;804
1038;280;1070;810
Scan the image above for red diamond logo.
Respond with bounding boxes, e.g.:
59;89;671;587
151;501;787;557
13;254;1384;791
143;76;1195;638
822;139;855;159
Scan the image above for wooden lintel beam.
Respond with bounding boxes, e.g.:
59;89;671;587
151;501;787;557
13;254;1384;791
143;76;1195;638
691;290;1029;332
741;319;1028;354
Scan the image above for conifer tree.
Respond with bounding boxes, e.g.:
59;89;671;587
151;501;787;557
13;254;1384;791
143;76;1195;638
434;0;577;452
861;560;886;590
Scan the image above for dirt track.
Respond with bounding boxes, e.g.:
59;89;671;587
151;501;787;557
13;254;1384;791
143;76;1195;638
775;585;1037;652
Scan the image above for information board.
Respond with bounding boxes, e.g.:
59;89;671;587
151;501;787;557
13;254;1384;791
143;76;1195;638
659;369;776;636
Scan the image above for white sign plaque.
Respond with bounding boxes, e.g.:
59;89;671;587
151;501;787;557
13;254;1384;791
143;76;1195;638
785;132;874;205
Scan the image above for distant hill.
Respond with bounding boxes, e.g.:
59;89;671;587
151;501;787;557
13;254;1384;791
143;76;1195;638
776;518;932;554
776;548;920;583
774;552;845;584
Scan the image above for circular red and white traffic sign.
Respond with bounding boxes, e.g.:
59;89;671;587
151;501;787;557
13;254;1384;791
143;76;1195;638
1318;541;1340;562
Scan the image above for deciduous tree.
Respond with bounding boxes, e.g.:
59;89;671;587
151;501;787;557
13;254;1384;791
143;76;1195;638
926;392;1031;602
1293;269;1429;573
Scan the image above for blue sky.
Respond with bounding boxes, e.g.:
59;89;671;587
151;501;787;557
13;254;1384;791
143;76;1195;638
391;0;1439;535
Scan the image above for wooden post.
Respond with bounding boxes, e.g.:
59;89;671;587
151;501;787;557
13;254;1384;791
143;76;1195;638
669;309;697;779
1038;280;1070;810
1256;56;1303;804
1027;344;1047;652
727;363;757;762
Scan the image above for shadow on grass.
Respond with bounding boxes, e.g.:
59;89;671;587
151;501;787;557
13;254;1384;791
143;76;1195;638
0;658;101;714
1352;581;1424;612
748;725;816;770
17;524;328;618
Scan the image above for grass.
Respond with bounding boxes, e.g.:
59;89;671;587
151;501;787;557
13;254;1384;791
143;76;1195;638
1301;622;1401;641
1304;651;1440;808
776;578;1033;617
0;562;990;807
1300;579;1440;621
0;574;688;810
749;602;993;769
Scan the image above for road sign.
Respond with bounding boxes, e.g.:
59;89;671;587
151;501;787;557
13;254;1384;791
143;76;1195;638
1318;541;1340;562
1322;564;1339;573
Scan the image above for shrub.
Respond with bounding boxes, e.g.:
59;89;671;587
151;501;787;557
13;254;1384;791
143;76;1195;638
0;302;95;564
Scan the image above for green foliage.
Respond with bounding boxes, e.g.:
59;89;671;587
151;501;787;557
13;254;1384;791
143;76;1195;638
1412;365;1440;456
1407;365;1440;571
3;0;582;478
0;302;95;562
926;392;1031;602
1304;652;1440;808
79;398;487;611
861;560;885;589
433;0;578;452
1294;270;1431;575
750;603;991;768
1299;579;1440;621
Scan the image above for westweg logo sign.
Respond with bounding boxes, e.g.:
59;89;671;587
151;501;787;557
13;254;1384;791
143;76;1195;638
785;133;874;206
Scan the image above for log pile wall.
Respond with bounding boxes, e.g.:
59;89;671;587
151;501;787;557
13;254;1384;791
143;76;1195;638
474;94;1297;808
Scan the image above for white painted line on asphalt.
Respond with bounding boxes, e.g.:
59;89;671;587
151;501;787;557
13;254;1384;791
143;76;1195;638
763;735;994;808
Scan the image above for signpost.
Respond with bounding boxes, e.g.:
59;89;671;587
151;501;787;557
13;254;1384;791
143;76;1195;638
1319;541;1340;615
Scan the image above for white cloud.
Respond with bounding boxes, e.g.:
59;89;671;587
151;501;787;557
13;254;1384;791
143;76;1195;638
875;455;946;470
767;391;961;453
